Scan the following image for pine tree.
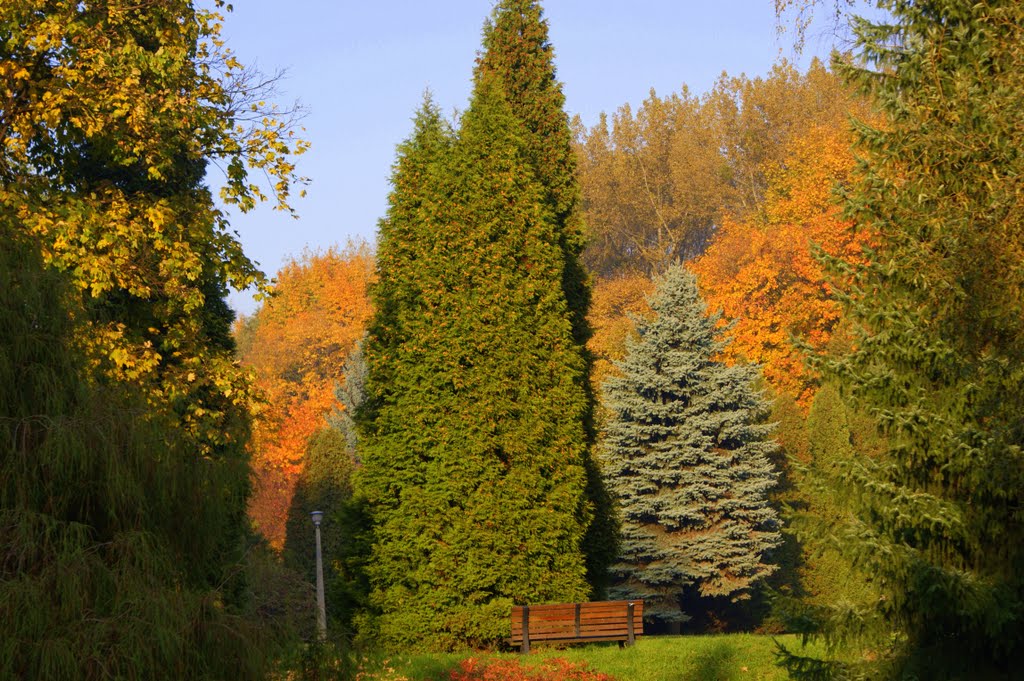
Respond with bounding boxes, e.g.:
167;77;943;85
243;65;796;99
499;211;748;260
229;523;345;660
357;73;592;649
601;265;781;624
476;0;616;597
778;2;1024;678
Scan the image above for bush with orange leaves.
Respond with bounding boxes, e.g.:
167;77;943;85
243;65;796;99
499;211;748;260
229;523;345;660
449;657;617;681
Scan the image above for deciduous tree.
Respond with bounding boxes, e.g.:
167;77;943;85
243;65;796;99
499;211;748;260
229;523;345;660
575;60;855;278
587;274;654;395
0;2;306;676
1;0;308;463
692;123;872;408
237;244;374;548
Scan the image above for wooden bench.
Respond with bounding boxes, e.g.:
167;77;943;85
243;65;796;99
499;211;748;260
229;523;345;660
510;600;643;653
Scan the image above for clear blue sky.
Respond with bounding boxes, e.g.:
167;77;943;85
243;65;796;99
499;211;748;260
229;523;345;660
218;1;869;315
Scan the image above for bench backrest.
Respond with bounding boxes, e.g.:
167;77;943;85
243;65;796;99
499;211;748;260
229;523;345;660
510;600;643;644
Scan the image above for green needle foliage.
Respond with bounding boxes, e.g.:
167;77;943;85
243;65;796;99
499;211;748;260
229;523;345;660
477;0;617;594
357;72;593;649
601;265;781;624
476;0;587;340
0;228;273;681
788;384;880;610
778;2;1024;679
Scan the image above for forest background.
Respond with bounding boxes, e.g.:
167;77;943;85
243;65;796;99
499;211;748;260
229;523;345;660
3;0;1022;680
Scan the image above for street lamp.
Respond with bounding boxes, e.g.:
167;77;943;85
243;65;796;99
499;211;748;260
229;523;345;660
310;510;327;640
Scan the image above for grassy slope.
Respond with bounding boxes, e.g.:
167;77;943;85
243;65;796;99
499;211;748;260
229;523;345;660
356;634;823;681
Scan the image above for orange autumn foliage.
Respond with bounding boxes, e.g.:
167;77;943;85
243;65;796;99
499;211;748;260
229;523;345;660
236;243;374;548
691;124;873;409
587;273;655;393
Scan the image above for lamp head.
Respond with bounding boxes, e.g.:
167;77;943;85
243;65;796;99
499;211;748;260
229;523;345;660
310;510;324;526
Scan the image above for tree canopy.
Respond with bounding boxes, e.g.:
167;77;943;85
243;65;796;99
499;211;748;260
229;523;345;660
1;2;307;676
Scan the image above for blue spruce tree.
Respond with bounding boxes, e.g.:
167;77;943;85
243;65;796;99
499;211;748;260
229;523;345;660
602;265;781;624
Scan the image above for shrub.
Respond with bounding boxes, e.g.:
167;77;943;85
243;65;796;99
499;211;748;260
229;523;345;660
449;657;616;681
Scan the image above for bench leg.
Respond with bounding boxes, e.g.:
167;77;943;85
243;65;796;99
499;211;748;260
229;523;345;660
521;606;530;654
626;602;635;647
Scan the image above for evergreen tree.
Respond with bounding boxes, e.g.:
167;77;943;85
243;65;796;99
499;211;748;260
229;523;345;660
476;0;617;597
779;2;1024;678
602;265;781;624
476;0;586;336
0;227;276;681
357;73;592;649
355;97;455;646
789;384;879;609
328;338;368;454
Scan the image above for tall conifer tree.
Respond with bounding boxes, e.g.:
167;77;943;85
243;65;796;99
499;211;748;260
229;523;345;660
356;98;456;645
359;77;592;648
779;2;1024;678
601;265;781;623
476;0;616;593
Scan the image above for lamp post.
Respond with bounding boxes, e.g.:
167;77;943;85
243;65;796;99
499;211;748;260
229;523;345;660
310;510;327;640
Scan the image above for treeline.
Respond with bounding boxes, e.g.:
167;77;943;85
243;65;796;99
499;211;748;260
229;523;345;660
240;1;1024;679
6;0;1022;678
243;58;859;643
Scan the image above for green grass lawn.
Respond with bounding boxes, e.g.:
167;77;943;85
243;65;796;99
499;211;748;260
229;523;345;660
354;634;823;681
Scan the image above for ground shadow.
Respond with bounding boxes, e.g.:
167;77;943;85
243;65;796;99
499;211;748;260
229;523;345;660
686;639;737;681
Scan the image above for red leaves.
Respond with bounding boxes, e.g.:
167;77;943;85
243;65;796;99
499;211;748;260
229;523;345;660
450;657;617;681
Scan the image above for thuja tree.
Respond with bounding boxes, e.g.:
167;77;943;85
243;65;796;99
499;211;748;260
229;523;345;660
476;0;587;340
355;97;454;646
789;384;880;609
601;265;781;624
477;0;618;593
357;74;592;649
778;2;1024;679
